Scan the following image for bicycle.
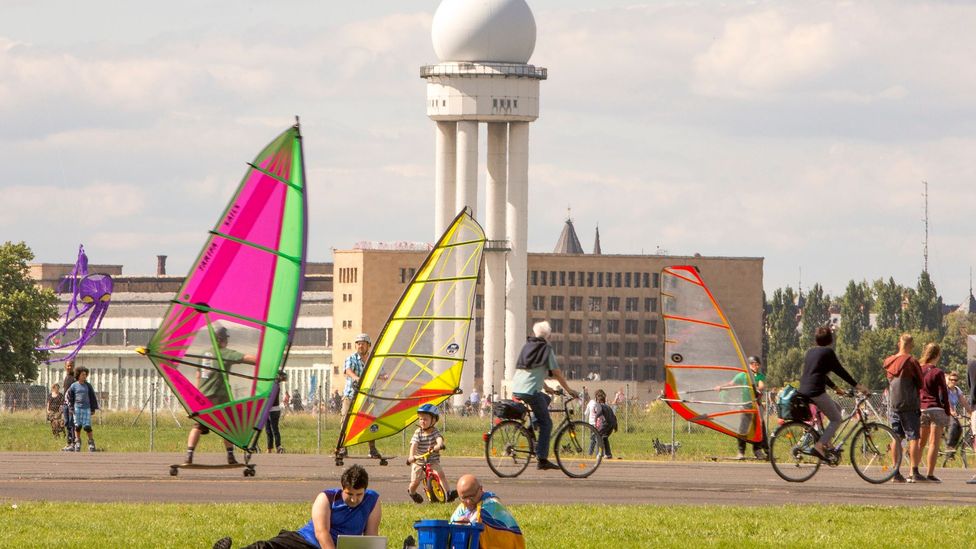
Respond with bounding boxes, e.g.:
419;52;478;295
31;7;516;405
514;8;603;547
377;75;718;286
407;448;450;503
484;391;602;479
770;390;901;484
941;415;974;469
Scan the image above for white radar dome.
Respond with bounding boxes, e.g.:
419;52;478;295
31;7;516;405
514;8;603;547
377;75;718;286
432;0;537;64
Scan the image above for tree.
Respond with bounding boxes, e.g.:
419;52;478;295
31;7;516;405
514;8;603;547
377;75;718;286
872;277;904;330
0;242;58;381
766;287;800;387
941;312;975;374
837;280;872;349
905;270;943;334
800;284;830;347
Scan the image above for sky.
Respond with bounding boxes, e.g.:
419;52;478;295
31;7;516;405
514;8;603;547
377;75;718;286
2;1;974;303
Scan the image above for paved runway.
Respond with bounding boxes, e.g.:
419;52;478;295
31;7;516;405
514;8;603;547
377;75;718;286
2;452;974;506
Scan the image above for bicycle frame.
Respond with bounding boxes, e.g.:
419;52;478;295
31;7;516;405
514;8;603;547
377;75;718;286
412;450;448;503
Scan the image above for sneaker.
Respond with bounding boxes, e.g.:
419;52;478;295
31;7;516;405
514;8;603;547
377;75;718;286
61;445;75;452
735;452;746;460
447;489;458;502
74;442;81;452
891;472;907;483
213;537;233;549
276;447;285;454
536;459;560;471
227;454;239;465
967;475;976;485
88;443;96;452
409;492;424;504
368;451;382;459
926;475;942;483
908;473;927;483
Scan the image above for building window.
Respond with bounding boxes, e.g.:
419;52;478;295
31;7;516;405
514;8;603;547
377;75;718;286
625;319;639;334
606;319;619;334
625;342;638;357
587;319;601;335
530;271;538;285
587;272;594;287
550;271;556;286
532;295;546;311
653;273;660;288
550;296;565;311
625;272;632;288
559;271;566;286
644;319;658;335
476;294;483;309
551;341;563;354
607;297;620;312
570;296;583;311
625;297;638;312
615;272;622;287
597;272;604;287
644;341;659;355
642;273;650;288
606;342;620;357
568;271;576;286
569;319;582;334
540;271;548;286
475;316;484;332
550;318;564;333
569;341;582;357
588;297;602;312
644;297;658;312
587;342;601;357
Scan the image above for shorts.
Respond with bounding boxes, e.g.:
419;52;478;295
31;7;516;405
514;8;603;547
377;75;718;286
889;409;921;441
193;423;211;435
920;408;949;429
74;407;92;428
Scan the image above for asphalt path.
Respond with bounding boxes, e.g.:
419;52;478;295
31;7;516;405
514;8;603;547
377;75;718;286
2;452;975;506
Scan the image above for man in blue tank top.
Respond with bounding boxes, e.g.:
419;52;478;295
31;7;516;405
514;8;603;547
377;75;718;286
212;464;381;549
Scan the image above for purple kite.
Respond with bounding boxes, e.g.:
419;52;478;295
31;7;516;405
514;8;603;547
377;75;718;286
36;244;113;363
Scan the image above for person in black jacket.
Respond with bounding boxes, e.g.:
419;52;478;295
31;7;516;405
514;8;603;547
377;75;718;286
798;326;867;462
966;359;976;485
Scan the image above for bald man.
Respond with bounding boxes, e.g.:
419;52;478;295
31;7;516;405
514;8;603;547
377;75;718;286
450;475;524;549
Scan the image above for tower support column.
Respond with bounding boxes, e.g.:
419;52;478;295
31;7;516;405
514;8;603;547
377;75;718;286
434;121;457;237
504;122;530;392
484;122;508;397
455;120;479;405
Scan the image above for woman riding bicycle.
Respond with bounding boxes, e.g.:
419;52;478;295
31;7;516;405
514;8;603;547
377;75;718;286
798;326;868;461
511;321;579;471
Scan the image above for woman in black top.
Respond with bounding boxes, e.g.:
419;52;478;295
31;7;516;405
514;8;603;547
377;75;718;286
799;326;867;460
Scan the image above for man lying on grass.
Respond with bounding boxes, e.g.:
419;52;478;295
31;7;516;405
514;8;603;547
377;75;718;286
213;464;381;549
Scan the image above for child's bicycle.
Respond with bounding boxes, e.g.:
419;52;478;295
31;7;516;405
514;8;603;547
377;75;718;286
484;390;602;479
408;448;450;503
770;390;900;484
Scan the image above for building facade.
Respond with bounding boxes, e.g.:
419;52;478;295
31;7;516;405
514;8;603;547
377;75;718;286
332;248;763;395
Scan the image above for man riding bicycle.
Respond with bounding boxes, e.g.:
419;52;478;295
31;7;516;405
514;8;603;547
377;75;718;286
511;321;579;471
798;326;867;462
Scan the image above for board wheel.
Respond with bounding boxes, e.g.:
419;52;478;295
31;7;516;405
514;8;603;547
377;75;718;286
243;467;255;477
379;459;388;466
335;458;344;466
169;466;178;476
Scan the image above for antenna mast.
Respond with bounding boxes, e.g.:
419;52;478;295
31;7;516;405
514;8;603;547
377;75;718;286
922;180;929;273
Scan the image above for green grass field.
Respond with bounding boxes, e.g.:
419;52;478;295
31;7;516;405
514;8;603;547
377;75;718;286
0;501;967;548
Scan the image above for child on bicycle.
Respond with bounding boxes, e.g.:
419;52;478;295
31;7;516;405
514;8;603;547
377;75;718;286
406;403;457;503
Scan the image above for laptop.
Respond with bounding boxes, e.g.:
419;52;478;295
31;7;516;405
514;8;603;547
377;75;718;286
336;535;388;549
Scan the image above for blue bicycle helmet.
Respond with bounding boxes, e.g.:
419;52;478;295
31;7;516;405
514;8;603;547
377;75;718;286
417;403;440;418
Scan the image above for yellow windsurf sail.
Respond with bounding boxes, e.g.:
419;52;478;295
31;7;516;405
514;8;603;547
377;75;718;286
336;208;486;449
661;265;764;443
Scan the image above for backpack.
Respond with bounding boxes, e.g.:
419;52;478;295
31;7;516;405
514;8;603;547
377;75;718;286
596;403;617;436
516;337;551;370
777;385;811;422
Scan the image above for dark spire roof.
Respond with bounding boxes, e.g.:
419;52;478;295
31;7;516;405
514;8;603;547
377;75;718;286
593;224;602;255
554;217;584;254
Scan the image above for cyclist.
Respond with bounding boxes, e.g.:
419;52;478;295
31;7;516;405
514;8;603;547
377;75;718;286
511;321;580;471
406;403;457;503
798;326;867;463
945;371;970;452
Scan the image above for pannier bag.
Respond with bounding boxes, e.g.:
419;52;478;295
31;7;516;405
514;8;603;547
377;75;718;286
492;399;528;420
777;385;811;422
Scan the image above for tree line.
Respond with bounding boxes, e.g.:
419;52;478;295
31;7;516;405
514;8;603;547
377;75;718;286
763;271;976;389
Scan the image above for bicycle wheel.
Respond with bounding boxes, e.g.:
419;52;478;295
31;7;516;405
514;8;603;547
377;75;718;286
485;420;533;478
769;421;821;482
850;422;900;484
553;420;603;478
425;472;446;503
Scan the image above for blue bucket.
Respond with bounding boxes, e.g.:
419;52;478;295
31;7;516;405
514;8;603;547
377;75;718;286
414;519;484;549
